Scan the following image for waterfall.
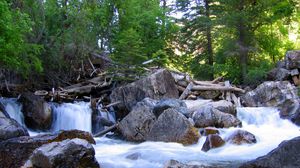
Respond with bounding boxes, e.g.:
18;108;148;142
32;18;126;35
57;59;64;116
0;98;25;126
51;102;93;132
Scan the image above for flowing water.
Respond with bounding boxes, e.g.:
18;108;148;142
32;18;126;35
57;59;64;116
1;98;299;168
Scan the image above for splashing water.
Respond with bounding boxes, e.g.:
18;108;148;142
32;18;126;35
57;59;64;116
1;98;299;168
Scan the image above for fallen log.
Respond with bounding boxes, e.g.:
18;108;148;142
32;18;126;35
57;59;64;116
94;123;118;137
191;85;245;93
179;82;193;100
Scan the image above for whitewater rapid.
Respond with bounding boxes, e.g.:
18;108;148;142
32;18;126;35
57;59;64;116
1;98;299;168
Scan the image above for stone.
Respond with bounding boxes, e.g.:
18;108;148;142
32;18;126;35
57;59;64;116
201;134;225;152
147;108;200;145
200;127;219;136
192;105;241;128
211;100;236;116
19;92;52;130
0;130;95;168
118;100;156;142
110;69;179;114
163;159;219;168
184;99;212;113
26;138;99;168
153;99;188;117
267;68;290;81
225;130;256;145
242;81;300;125
240;136;300;168
0;113;29;141
197;90;221;100
285;50;300;69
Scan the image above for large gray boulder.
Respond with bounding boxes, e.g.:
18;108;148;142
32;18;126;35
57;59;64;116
192;105;241;128
240;136;300;168
110;69;179;113
118;100;157;142
242;81;300;125
118;99;199;145
153;99;188;117
267;68;290;81
0;130;95;168
0;112;29;141
24;138;99;168
147;108;200;145
19;92;52;130
285;50;300;69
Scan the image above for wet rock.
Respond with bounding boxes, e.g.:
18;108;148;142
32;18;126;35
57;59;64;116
0;130;95;168
126;152;141;160
242;81;300;125
118;100;156;142
147;108;200;145
285;50;300;69
267;68;290;81
201;134;225;152
225;130;256;145
200;127;219;136
240;136;300;168
92;115;114;134
192;105;241;128
19;92;52;130
164;159;219;168
0;112;29;141
25;138;99;168
110;69;179;114
153;99;188;117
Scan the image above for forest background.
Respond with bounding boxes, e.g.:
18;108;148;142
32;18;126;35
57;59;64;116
1;0;300;88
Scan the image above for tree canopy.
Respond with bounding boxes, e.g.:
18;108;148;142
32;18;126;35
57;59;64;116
0;0;299;85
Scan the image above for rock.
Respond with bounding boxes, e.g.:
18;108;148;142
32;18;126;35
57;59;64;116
240;136;300;168
19;92;52;130
201;134;225;152
200;127;219;136
197;90;221;99
0;101;10;118
0;130;95;168
92;115;114;134
184;100;236;116
25;138;99;168
225;130;256;145
153;99;188;117
192;105;241;128
184;99;212;113
110;69;179;114
126;152;141;160
164;159;219;168
147;108;200;145
267;68;290;81
285;50;300;69
0;113;29;141
211;100;236;116
118;100;156;142
242;81;300;125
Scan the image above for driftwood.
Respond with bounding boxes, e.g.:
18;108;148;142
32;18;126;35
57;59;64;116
179;82;193;100
94;123;118;137
191;85;245;93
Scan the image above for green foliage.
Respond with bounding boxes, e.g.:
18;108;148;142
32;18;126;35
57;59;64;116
0;1;42;75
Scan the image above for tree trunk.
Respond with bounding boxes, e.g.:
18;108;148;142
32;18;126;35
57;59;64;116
237;1;248;84
204;0;214;80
